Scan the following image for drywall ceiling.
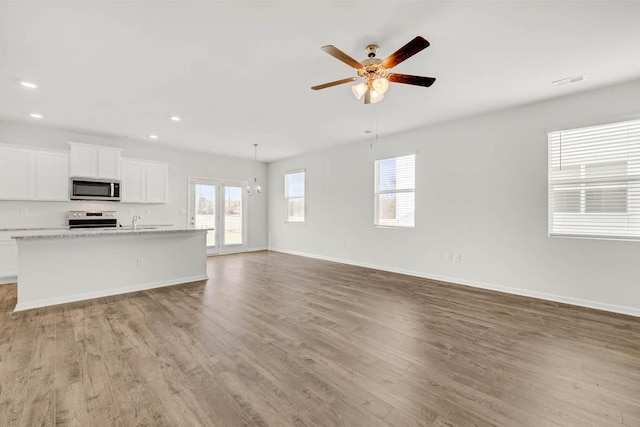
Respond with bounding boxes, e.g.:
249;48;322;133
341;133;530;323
1;1;639;162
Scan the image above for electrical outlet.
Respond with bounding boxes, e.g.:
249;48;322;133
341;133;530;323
145;209;151;215
344;241;347;248
136;258;144;267
19;207;28;216
129;208;135;216
180;209;187;215
453;253;461;262
445;252;452;262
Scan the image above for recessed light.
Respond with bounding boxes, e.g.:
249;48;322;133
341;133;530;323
149;134;158;139
29;113;43;119
20;81;38;89
170;116;181;122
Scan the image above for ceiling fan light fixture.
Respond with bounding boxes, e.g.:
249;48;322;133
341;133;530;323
351;82;368;100
372;77;389;95
369;89;384;104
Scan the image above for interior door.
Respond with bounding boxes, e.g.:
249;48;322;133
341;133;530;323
189;178;219;255
189;178;247;255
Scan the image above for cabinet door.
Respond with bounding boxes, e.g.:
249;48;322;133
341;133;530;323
0;146;36;200
36;151;69;201
97;147;121;179
69;144;97;177
121;159;146;203
146;163;169;203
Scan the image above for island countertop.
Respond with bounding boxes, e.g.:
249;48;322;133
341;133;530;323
11;227;207;240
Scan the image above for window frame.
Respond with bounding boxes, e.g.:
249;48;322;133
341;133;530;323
374;153;416;229
548;118;640;241
284;169;305;223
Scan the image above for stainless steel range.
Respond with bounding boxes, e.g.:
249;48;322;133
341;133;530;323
68;211;118;229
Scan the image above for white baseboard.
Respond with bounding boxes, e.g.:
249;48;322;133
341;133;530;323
14;274;209;312
0;274;17;285
207;247;268;256
272;248;640;318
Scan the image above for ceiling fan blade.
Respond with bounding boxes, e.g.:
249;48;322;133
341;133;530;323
387;73;436;87
311;77;358;90
381;36;430;69
321;45;363;69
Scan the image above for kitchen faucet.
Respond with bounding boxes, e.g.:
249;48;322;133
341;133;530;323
131;215;141;230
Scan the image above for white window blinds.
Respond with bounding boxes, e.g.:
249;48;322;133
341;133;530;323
375;154;415;227
285;170;305;222
548;118;640;239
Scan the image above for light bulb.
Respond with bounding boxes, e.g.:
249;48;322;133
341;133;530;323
369;89;384;104
351;83;368;100
372;78;389;95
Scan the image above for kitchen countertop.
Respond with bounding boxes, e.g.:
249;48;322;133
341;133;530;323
11;227;207;240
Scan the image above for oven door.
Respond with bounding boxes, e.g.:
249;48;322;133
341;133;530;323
70;179;121;201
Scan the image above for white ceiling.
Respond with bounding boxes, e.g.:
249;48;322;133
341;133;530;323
1;1;639;162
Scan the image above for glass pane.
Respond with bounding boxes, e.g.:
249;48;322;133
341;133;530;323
285;172;305;198
195;184;216;247
585;188;628;213
287;197;305;222
553;190;580;213
376;155;415;191
224;186;243;245
377;192;415;227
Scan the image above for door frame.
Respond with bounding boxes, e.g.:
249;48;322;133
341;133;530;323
187;176;248;255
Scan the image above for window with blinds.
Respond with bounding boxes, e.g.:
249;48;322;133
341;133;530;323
548;118;640;239
285;170;305;222
374;154;415;228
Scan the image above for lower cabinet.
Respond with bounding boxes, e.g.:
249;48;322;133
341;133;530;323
0;238;17;284
121;158;168;203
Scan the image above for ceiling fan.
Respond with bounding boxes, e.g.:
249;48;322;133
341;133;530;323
311;36;436;104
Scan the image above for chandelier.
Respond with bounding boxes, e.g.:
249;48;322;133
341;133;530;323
246;143;262;196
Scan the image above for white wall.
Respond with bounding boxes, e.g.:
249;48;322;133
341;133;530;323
268;78;640;317
0;121;268;250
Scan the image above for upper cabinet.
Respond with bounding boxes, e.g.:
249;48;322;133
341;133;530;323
121;158;169;204
0;146;36;200
0;144;69;201
69;142;121;179
36;151;69;201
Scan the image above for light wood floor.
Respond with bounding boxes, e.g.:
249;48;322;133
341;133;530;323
0;251;639;426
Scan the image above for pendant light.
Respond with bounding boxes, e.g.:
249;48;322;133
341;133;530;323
246;143;262;196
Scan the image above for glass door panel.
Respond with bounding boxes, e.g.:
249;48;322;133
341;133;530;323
195;183;217;248
189;178;219;255
223;186;243;247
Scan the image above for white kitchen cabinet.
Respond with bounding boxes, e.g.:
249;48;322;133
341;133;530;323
146;162;169;203
121;158;169;204
69;142;121;179
121;159;146;203
36;151;69;201
0;145;36;200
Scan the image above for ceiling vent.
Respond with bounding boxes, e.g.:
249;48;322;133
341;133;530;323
552;74;587;87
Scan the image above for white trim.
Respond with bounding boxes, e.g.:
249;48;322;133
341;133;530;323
206;247;267;257
13;274;209;312
271;248;640;318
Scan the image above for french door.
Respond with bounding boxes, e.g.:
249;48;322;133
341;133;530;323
188;178;247;255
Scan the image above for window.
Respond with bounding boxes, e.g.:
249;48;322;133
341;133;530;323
375;154;415;227
548;118;640;239
285;170;305;222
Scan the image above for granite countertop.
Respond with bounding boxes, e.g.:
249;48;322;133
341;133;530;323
11;227;208;240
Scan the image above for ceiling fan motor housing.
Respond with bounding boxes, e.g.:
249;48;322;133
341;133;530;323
365;44;379;58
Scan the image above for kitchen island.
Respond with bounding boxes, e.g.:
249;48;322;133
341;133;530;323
11;228;207;311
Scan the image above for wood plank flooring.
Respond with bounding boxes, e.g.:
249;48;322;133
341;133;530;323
0;250;639;426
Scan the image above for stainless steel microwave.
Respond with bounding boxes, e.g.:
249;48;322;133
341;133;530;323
70;178;121;201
